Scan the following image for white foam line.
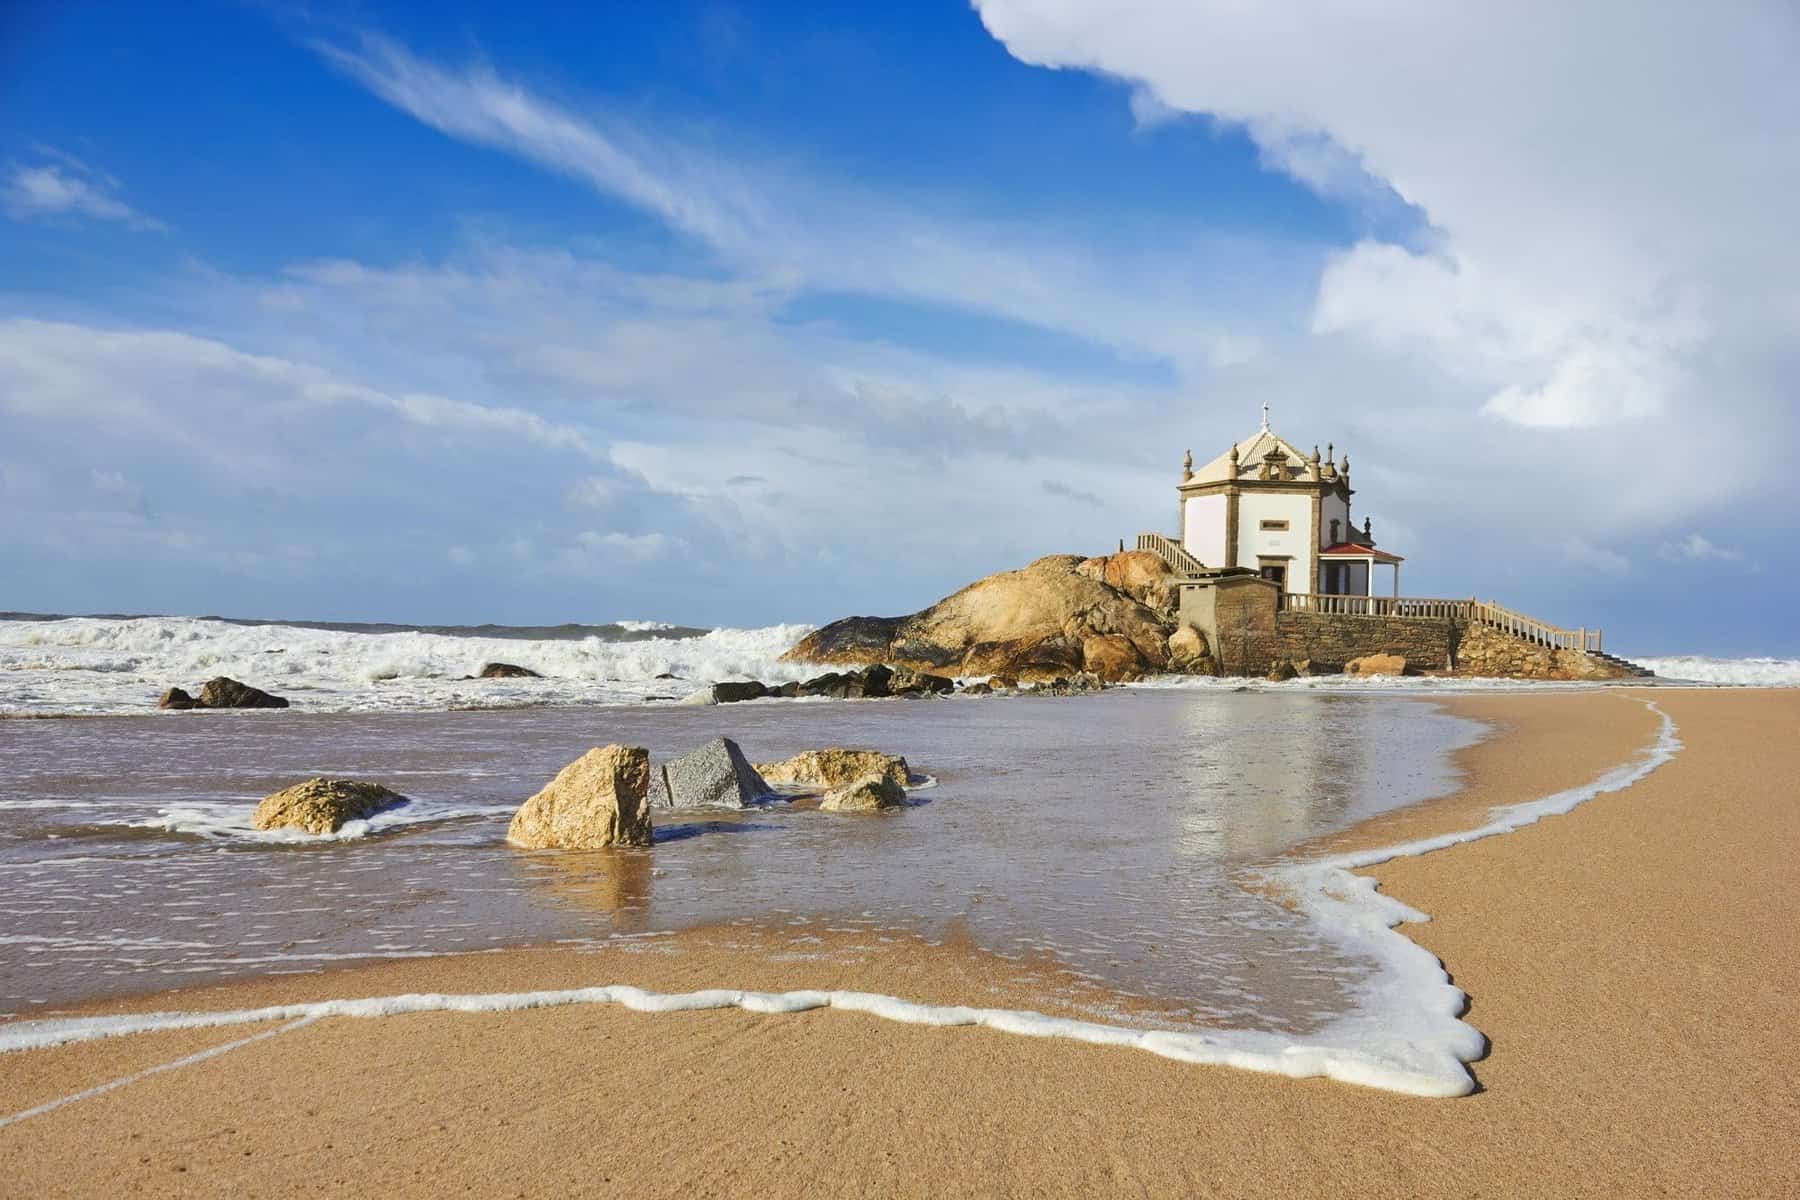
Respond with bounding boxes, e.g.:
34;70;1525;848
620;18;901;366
0;1015;317;1130
0;701;1679;1099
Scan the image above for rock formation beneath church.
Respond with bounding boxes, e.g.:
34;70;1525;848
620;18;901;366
782;552;1179;683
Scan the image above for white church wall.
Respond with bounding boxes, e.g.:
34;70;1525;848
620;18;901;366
1182;494;1227;567
1238;492;1314;592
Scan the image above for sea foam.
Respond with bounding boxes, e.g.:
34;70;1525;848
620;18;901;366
0;616;816;715
0;702;1680;1099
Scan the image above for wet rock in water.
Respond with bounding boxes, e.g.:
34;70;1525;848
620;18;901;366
711;680;769;704
1345;653;1408;677
677;689;718;706
889;668;954;696
754;748;912;790
774;681;800;698
196;677;289;709
962;681;992;695
158;687;198;710
988;674;1017;691
649;737;772;810
1267;660;1299;682
479;662;542;679
508;745;653;849
859;665;894;698
253;778;409;835
796;671;859;699
654;672;681;680
820;774;906;812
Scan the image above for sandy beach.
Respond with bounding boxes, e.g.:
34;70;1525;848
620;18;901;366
3;687;1796;1198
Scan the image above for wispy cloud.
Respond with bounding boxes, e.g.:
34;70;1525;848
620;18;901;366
1658;533;1747;567
3;153;165;231
1041;479;1103;506
308;34;1280;373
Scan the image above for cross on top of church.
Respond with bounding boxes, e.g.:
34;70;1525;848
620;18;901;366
1260;402;1270;432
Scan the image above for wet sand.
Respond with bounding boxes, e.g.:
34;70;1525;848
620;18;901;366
3;689;1796;1197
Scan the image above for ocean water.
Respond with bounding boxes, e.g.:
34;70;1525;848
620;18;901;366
1;689;1477;1025
0;613;1706;1093
0;614;815;714
3;613;1793;718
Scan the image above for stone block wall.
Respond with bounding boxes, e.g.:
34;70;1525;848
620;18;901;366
1272;612;1457;673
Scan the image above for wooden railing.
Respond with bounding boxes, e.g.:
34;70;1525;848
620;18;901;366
1135;532;1206;577
1469;599;1602;653
1283;593;1603;653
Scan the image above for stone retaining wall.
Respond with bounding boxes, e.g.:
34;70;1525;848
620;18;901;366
1273;612;1458;673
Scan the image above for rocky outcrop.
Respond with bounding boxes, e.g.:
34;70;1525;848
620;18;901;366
479;662;541;679
158;677;289;710
784;553;1179;683
1266;660;1299;681
1074;549;1181;617
649;738;772;809
252;778;408;834
820;774;906;812
1345;653;1408;677
507;745;654;849
755;749;912;790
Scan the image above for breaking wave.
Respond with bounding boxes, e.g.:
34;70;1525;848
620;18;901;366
0;615;816;715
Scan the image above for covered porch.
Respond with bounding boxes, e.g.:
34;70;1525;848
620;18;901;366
1317;542;1405;597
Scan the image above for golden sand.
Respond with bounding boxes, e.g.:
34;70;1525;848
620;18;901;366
2;689;1796;1197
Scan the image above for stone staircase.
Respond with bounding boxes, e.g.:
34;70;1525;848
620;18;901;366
1585;649;1657;678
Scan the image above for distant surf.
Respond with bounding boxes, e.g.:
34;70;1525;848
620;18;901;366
0;614;817;715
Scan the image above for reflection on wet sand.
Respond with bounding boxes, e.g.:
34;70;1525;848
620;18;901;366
518;847;656;928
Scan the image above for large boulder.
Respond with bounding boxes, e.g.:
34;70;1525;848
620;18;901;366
1074;550;1181;616
1345;653;1408;677
820;774;906;812
479;662;541;679
784;554;1176;684
1167;625;1209;668
508;745;654;849
755;748;912;790
196;676;289;709
158;687;198;710
649;738;772;810
253;778;408;835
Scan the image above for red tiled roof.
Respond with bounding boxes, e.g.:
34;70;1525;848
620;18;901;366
1319;542;1405;562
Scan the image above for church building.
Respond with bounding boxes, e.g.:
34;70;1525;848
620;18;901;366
1171;409;1402;597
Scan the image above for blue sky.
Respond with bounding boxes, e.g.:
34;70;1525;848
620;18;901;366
2;1;1797;655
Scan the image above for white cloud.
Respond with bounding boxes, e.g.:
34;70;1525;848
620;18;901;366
3;156;165;231
1658;533;1745;567
974;0;1800;433
0;318;600;465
